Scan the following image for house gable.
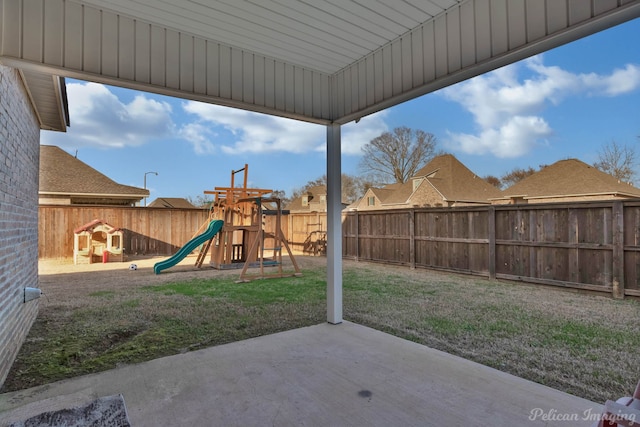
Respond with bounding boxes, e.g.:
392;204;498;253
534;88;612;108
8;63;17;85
355;154;500;210
407;179;447;207
354;183;410;211
352;188;384;210
287;185;329;212
413;154;502;204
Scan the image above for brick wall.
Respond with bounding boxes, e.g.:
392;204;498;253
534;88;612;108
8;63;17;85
0;65;41;387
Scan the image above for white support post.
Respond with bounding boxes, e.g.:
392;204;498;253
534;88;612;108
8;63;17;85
326;123;343;324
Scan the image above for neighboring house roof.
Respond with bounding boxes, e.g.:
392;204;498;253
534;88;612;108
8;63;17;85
375;182;416;205
364;183;405;205
148;198;197;209
39;145;149;201
286;185;327;212
412;154;503;203
364;154;501;208
496;158;640;201
286;185;349;212
347;184;402;210
352;155;501;210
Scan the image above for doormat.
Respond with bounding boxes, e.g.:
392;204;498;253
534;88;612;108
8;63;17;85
8;394;130;427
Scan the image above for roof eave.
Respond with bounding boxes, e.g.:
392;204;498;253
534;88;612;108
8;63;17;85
523;191;640;200
18;70;69;131
39;191;148;198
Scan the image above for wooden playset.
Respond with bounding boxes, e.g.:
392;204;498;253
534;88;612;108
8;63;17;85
195;164;300;282
73;219;124;264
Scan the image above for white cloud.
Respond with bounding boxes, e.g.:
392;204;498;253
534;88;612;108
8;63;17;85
179;123;217;155
41;82;175;148
582;64;640;96
182;103;324;154
181;102;388;156
42;80;391;158
340;111;389;155
441;55;640;158
447;116;552;158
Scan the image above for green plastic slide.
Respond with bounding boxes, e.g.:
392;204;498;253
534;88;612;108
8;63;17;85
153;220;224;274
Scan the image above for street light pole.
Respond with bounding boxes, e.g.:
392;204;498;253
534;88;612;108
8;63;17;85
144;171;158;206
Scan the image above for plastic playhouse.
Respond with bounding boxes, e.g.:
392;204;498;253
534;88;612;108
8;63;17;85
73;219;124;264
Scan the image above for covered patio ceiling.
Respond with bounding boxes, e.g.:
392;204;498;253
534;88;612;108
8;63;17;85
2;0;640;126
2;0;640;324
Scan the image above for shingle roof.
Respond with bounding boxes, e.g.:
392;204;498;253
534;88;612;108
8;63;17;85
299;155;500;210
499;158;640;199
148;198;197;209
371;183;406;204
359;155;501;207
39;145;148;197
376;182;414;205
412;154;502;203
286;185;327;211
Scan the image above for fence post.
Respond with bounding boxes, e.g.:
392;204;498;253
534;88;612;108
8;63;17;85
612;201;625;299
488;206;496;280
409;209;415;269
568;208;579;283
355;211;359;262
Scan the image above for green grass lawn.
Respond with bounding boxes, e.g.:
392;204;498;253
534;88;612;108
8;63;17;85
3;259;640;404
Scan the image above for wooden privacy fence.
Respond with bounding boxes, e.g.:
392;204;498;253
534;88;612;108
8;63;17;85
39;205;309;260
39;205;209;259
285;212;327;256
343;200;640;298
39;202;640;298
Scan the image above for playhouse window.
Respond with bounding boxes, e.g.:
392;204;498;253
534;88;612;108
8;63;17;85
110;234;121;249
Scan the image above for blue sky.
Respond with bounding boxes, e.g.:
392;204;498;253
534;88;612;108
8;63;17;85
41;18;640;203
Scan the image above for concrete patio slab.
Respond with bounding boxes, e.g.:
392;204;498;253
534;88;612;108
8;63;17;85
0;322;602;426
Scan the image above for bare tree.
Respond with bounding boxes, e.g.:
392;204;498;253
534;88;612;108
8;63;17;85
500;167;537;188
270;189;290;206
593;140;637;183
483;175;503;189
186;195;213;208
359;127;438;184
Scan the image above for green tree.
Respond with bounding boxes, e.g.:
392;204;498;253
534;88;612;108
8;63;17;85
359;127;438;184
